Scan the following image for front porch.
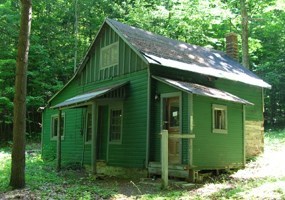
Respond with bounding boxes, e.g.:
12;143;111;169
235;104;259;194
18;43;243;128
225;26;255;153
148;162;195;179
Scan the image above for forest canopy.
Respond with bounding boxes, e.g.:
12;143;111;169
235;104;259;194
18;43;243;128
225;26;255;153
0;0;284;142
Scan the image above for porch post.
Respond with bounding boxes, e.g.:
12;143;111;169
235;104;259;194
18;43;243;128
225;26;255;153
161;129;168;188
56;109;62;171
243;105;246;166
91;102;97;174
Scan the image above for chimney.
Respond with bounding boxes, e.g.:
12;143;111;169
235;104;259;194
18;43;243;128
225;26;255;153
225;32;238;61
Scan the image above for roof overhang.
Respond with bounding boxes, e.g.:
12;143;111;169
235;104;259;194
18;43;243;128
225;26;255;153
147;53;271;89
153;76;253;105
51;81;128;109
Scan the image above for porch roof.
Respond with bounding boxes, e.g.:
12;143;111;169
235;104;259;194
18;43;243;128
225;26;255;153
51;82;128;109
153;76;253;105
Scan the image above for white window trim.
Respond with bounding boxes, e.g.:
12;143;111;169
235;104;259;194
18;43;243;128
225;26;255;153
108;103;123;144
212;104;228;134
100;41;119;69
85;108;92;144
50;113;65;140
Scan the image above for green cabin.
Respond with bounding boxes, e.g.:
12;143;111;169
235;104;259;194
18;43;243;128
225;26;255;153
41;19;271;179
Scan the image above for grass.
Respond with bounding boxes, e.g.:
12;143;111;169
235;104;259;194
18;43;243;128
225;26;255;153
1;130;285;199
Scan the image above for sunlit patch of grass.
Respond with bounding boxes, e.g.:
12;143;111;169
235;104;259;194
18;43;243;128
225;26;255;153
237;180;285;199
0;150;11;192
232;130;285;179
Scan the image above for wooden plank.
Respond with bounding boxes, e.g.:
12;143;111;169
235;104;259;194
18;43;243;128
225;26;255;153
149;162;189;170
148;168;189;178
161;129;168;188
169;134;195;139
189;94;194;167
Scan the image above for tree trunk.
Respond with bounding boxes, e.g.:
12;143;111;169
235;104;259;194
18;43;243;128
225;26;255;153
241;0;250;69
9;0;32;189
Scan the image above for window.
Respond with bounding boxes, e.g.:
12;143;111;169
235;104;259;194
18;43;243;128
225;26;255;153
212;104;227;134
51;114;65;139
100;42;119;69
85;112;92;143
109;108;122;143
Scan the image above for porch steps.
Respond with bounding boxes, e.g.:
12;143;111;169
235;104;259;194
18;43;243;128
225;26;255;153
148;162;189;179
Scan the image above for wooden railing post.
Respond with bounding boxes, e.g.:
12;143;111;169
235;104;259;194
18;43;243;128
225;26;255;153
161;129;168;188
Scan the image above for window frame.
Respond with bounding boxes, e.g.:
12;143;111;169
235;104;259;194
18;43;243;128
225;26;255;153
85;108;92;144
108;104;123;144
212;104;228;134
100;42;119;69
50;113;65;140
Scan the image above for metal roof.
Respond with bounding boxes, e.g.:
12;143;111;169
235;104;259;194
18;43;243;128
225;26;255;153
51;82;128;109
153;76;253;105
107;19;271;89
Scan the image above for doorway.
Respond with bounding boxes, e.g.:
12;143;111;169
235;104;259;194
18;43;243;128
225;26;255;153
163;96;181;164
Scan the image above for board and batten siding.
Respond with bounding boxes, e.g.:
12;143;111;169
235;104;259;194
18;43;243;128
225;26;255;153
42;107;91;164
192;95;244;169
79;24;147;85
106;70;148;168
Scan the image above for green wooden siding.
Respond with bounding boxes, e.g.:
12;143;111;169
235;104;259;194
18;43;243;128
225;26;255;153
42;107;91;164
43;70;148;168
108;71;148;168
97;105;108;160
149;78;245;169
79;25;147;84
214;79;263;121
192;95;244;168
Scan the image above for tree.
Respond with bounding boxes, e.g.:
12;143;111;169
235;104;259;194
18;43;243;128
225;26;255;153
240;0;250;69
9;0;32;189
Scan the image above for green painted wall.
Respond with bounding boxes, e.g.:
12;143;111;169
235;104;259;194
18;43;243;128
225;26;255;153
97;105;108;160
42;70;148;168
192;95;244;168
149;78;245;169
79;24;148;84
42;107;91;164
214;79;263;121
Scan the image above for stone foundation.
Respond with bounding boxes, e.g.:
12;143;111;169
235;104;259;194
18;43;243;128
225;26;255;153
245;120;264;158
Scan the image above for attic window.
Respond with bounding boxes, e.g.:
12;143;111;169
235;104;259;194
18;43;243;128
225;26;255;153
212;104;227;134
100;42;119;69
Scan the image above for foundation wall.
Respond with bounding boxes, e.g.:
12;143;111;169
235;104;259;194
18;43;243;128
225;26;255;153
245;120;264;158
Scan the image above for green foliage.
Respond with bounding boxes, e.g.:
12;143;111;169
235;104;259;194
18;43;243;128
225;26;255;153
41;144;56;161
0;150;11;192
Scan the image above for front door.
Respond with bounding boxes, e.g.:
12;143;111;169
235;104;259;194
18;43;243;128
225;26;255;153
164;97;181;164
